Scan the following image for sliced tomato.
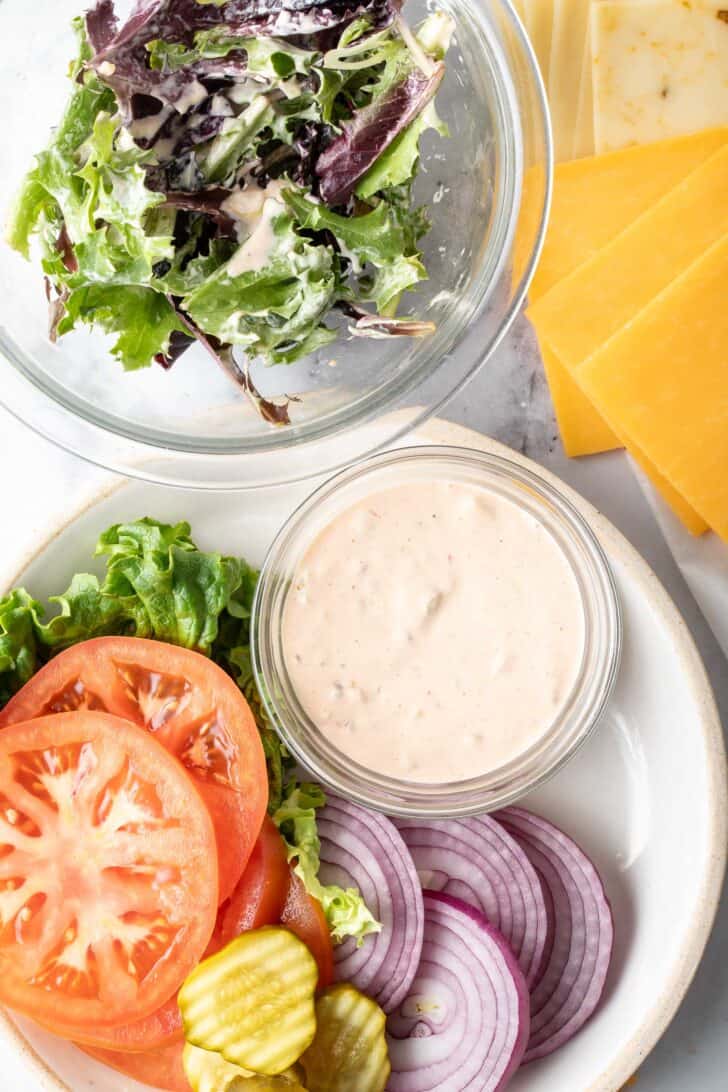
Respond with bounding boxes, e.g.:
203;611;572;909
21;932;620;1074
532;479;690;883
280;871;334;990
68;818;290;1052
220;815;290;942
0;712;217;1033
62;990;184;1052
80;1040;190;1092
0;637;267;903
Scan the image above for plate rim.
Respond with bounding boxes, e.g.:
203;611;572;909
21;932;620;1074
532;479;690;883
0;416;725;1092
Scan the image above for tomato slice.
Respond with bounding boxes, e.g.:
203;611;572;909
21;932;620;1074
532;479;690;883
0;637;267;903
63;989;184;1052
220;816;290;942
80;1041;190;1092
0;712;218;1033
65;818;289;1052
279;871;334;990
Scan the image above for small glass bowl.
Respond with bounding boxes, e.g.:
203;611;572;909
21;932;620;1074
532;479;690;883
252;446;622;817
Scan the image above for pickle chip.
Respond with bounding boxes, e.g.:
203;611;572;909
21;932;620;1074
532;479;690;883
183;1043;307;1092
301;983;390;1092
179;928;318;1075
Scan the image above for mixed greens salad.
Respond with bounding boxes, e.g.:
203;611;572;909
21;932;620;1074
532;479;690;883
0;516;377;944
9;0;453;416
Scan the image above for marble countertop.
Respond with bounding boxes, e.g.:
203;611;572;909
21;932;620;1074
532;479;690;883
0;312;725;1090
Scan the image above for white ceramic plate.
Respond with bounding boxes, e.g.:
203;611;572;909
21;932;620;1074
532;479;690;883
0;419;725;1092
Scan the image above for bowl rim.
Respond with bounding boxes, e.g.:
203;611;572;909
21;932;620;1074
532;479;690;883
0;0;553;487
0;418;724;1091
251;443;623;816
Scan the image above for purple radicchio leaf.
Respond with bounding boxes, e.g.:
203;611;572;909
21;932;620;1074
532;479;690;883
316;62;443;207
86;0;401;113
167;297;295;424
160;187;237;234
85;0;119;53
154;327;195;368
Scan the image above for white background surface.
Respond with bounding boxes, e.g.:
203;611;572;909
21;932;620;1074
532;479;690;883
0;313;726;1090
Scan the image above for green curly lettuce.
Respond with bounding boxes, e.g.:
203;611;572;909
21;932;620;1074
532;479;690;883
273;782;382;945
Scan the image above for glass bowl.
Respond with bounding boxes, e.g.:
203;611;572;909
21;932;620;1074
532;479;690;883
252;446;622;817
0;0;551;488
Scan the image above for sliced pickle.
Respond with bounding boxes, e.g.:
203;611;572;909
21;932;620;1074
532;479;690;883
179;928;317;1075
182;1043;307;1092
301;984;390;1092
237;1073;307;1092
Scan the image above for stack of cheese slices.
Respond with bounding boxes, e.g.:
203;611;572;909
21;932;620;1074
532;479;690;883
513;0;728;540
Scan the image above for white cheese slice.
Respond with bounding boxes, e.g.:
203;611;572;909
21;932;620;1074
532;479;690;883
524;0;555;83
592;0;728;153
572;3;596;158
548;0;592;160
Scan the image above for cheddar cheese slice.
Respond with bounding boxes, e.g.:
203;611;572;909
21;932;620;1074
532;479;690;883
529;144;728;529
576;237;728;539
530;129;728;302
592;0;728;154
527;130;727;458
529;144;728;368
540;343;619;456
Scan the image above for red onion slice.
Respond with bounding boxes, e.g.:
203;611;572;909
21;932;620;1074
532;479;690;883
387;892;530;1091
394;815;549;987
316;794;424;1012
496;807;614;1062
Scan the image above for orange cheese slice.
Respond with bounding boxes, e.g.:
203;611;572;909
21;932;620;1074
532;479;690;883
526;128;727;457
529;144;728;366
530;129;728;303
528;144;728;531
576;237;728;539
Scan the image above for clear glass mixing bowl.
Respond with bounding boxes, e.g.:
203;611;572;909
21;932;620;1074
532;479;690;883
0;0;551;487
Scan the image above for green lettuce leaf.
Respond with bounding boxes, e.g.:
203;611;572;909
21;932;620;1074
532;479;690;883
7;19;114;259
273;783;382;945
283;186;428;310
147;32;316;78
366;254;427;312
58;286;187;371
93;519;253;650
356;103;448;198
182;201;337;362
0;590;42;705
283;188;408;266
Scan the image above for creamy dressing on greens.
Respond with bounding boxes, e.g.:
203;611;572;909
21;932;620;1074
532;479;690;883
223;180;287;275
282;480;585;783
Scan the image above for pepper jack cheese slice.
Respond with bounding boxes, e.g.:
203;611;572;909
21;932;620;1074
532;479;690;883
592;0;728;153
576;237;728;539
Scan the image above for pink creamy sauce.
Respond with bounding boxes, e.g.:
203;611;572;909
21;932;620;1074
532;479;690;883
281;480;585;783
